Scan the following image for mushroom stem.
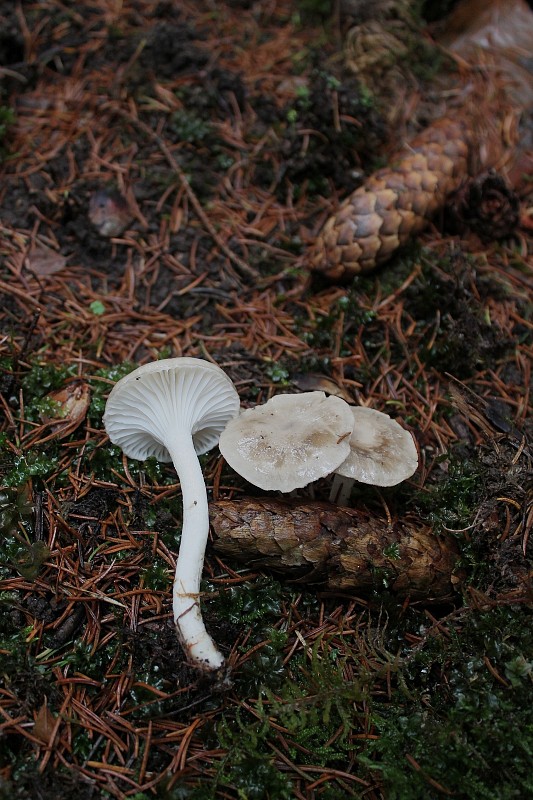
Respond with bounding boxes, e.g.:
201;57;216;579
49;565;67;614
329;474;355;507
165;428;224;671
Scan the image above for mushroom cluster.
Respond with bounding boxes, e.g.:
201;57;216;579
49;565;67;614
219;392;418;503
218;392;355;492
104;368;418;674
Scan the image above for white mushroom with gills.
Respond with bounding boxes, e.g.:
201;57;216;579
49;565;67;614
103;357;240;671
329;406;419;506
218;391;355;492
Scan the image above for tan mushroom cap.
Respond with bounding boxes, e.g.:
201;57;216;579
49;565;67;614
219;391;355;492
335;406;418;486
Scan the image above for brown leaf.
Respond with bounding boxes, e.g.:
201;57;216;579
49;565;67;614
292;373;354;403
40;382;91;437
15;540;51;580
27;244;67;276
33;702;56;744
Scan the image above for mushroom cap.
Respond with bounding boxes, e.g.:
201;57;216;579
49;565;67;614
103;357;240;462
218;391;354;492
334;406;418;486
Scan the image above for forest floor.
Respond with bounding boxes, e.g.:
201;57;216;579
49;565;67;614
0;1;532;799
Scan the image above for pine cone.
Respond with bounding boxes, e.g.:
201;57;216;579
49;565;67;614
308;116;472;280
211;497;462;601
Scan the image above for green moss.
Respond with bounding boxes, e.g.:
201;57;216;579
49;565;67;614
0;485;32;527
361;605;533;800
415;450;483;533
263;641;368;751
264;361;290;385
141;558;171;591
253;67;386;201
170;110;212;144
232;628;288;697
219;749;294;800
0;621;35;675
217;578;285;627
2;360;124;489
20;362;78;397
26;395;64;423
0;594;56;710
195;635;370;798
413;448;498;587
215;580;321;696
402;251;512;377
296;0;332;17
305;291;375;342
0;451;60;488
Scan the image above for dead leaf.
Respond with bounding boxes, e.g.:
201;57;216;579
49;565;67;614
40;382;91;437
15;540;51;580
27;244;67;276
292;373;354;403
33;702;56;744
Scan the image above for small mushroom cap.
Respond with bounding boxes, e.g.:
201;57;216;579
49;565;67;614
103;357;240;462
334;406;418;486
218;391;354;492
